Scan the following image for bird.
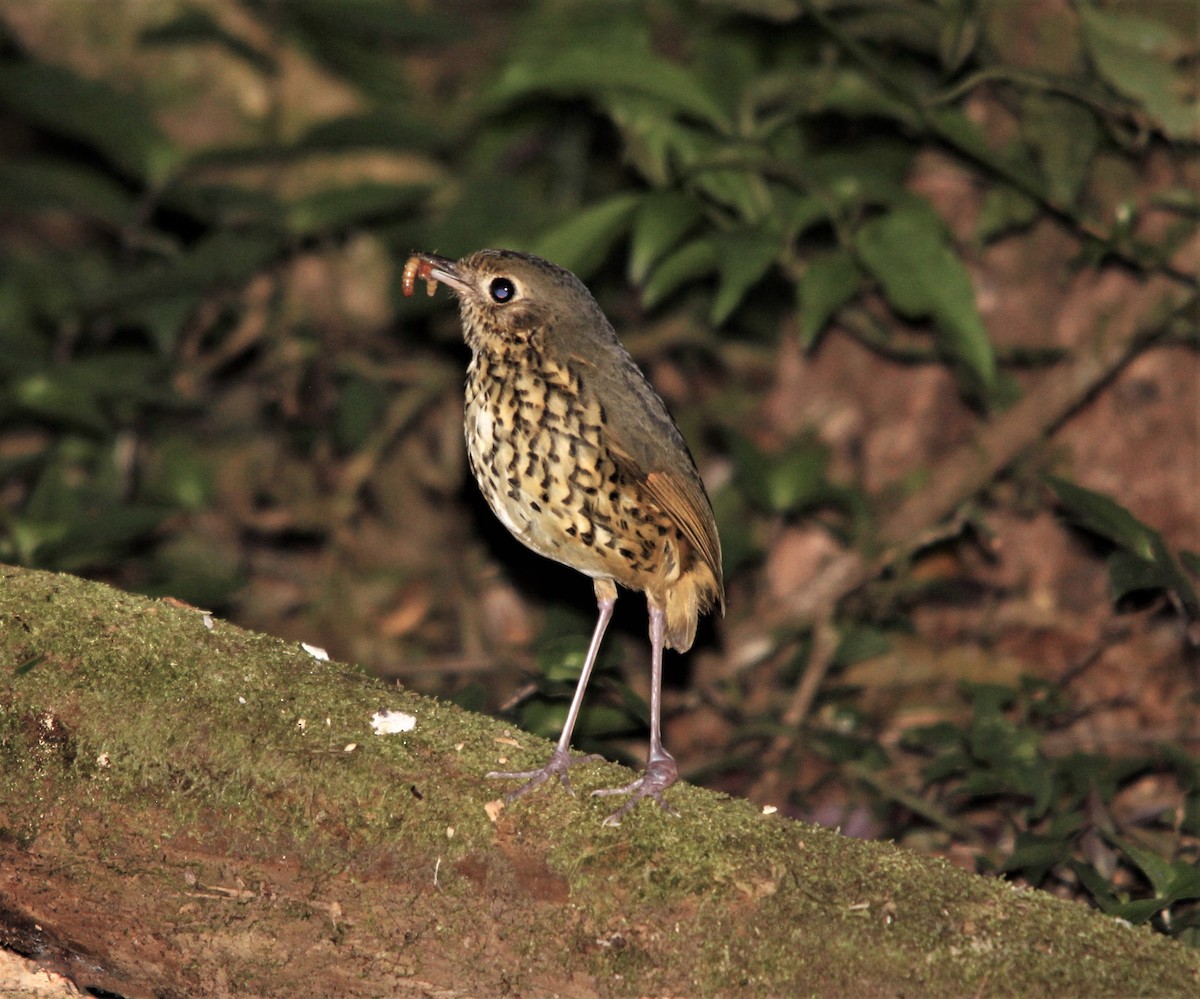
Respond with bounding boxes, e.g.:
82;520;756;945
403;248;723;825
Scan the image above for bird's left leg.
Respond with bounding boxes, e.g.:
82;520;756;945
592;598;679;826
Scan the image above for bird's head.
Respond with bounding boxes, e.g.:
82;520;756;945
404;249;609;352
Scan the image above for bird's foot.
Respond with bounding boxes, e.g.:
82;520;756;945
487;746;602;802
591;752;680;827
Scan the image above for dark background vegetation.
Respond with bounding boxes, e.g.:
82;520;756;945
1;0;1196;946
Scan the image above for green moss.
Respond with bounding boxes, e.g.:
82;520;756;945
2;564;1198;997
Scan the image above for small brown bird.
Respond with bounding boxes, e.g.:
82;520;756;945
404;249;723;825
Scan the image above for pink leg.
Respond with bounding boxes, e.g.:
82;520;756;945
591;600;679;826
486;584;614;799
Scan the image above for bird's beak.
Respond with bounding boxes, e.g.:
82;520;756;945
411;253;473;297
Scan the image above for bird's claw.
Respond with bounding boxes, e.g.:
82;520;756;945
591;753;680;826
487;746;602;801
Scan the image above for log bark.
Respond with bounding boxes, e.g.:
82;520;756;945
1;565;1197;998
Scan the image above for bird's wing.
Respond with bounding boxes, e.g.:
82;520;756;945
603;409;725;609
643;466;725;600
566;338;724;604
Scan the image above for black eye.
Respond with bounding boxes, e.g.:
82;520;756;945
489;277;516;303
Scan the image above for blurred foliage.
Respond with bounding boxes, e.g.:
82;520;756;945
1047;476;1200;618
893;679;1200;945
0;0;1196;941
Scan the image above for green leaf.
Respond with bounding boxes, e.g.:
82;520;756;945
1072;858;1180;923
1046;477;1158;561
976;185;1039;244
145;437;213;511
1071;860;1122;912
295;113;436;153
286;183;427;236
0;158;136;228
488;48;730;130
160;182;285;229
86;230;285;312
807;142;913;210
39;503;173;573
807;66;917;125
532;194;641;277
797;250;862;346
1107;551;1171;602
628;191;702;284
730;433;830;514
833;624;891;669
902;721;965;753
1113;836;1200;902
1019;92;1100;207
1080;6;1199;141
1048;477;1199;615
774;190;830;239
709;488;760;575
140;9;278;75
1163;864;1200;903
605;93;684;187
710;230;779;326
1;516;69;565
640;237;719;309
0;62;180;184
281;0;452;46
855;201;997;397
536;634;593;684
688;151;774;222
8;374;110;435
1002;832;1069;879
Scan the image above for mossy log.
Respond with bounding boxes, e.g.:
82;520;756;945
1;565;1197;997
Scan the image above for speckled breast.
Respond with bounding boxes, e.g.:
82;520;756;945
463;347;684;592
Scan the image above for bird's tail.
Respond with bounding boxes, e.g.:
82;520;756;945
661;559;723;652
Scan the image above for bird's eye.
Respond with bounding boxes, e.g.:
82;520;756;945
489;277;516;303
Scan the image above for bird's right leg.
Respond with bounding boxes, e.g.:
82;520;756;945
486;579;616;799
